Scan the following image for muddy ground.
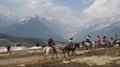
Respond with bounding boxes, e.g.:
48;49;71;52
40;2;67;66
0;47;120;67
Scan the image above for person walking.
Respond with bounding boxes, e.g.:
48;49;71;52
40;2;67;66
6;44;11;54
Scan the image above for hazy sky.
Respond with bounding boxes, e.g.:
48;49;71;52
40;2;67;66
0;0;120;27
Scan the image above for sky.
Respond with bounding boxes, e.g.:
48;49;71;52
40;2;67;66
0;0;120;28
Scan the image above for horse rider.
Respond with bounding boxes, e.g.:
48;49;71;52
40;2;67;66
101;36;107;47
86;35;92;48
109;37;114;47
48;37;54;47
48;35;57;52
68;37;74;48
47;35;58;58
96;35;101;47
113;35;119;44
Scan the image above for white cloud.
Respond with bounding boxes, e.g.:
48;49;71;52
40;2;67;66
0;5;15;19
25;0;81;27
83;0;120;19
1;0;120;28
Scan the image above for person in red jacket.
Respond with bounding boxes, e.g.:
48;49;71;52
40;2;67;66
102;36;107;47
96;35;101;47
47;35;58;59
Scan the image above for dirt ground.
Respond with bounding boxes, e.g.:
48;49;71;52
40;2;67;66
0;47;120;67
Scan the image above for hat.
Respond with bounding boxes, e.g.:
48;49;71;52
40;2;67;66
49;34;53;39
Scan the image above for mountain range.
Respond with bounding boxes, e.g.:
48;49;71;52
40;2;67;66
0;15;66;41
0;14;120;42
74;21;120;41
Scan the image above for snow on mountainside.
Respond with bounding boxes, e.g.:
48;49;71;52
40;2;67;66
19;15;39;24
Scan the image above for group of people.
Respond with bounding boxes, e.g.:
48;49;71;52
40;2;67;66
83;34;119;48
96;35;119;47
5;34;119;55
67;34;119;49
48;34;119;50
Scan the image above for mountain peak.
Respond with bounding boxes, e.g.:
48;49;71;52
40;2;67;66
31;14;39;18
19;14;39;24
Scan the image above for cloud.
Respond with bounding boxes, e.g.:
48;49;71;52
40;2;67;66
0;5;15;19
12;0;120;27
83;0;120;20
1;0;120;28
22;0;82;28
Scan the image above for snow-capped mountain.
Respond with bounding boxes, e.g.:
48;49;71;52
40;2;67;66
0;15;66;41
1;14;119;42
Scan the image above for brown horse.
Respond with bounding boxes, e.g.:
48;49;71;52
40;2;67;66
62;43;80;57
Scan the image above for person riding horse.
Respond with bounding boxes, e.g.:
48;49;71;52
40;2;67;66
68;37;75;49
113;35;119;45
85;35;92;48
101;36;107;47
96;35;101;48
47;36;58;59
62;37;76;57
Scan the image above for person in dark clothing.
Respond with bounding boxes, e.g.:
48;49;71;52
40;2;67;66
6;44;11;54
48;38;54;47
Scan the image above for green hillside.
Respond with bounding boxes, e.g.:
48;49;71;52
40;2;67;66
0;33;65;47
0;33;47;47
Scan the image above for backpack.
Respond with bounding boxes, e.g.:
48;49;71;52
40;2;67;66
7;44;11;49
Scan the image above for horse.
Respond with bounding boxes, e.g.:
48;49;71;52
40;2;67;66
81;41;92;50
62;43;80;57
73;42;81;49
100;40;110;48
114;39;120;47
43;46;58;59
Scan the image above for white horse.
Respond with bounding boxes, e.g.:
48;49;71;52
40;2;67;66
43;46;58;59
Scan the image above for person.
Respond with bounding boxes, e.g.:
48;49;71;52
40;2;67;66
47;35;58;58
96;35;101;47
101;36;107;47
68;37;74;48
69;37;73;44
113;35;118;44
86;35;92;48
86;36;90;42
109;37;114;47
6;44;11;54
102;36;107;43
48;35;54;47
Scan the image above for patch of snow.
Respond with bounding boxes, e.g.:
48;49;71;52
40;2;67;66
11;46;28;51
0;46;7;53
94;24;110;31
19;18;27;22
0;46;28;53
31;14;36;18
29;46;42;50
